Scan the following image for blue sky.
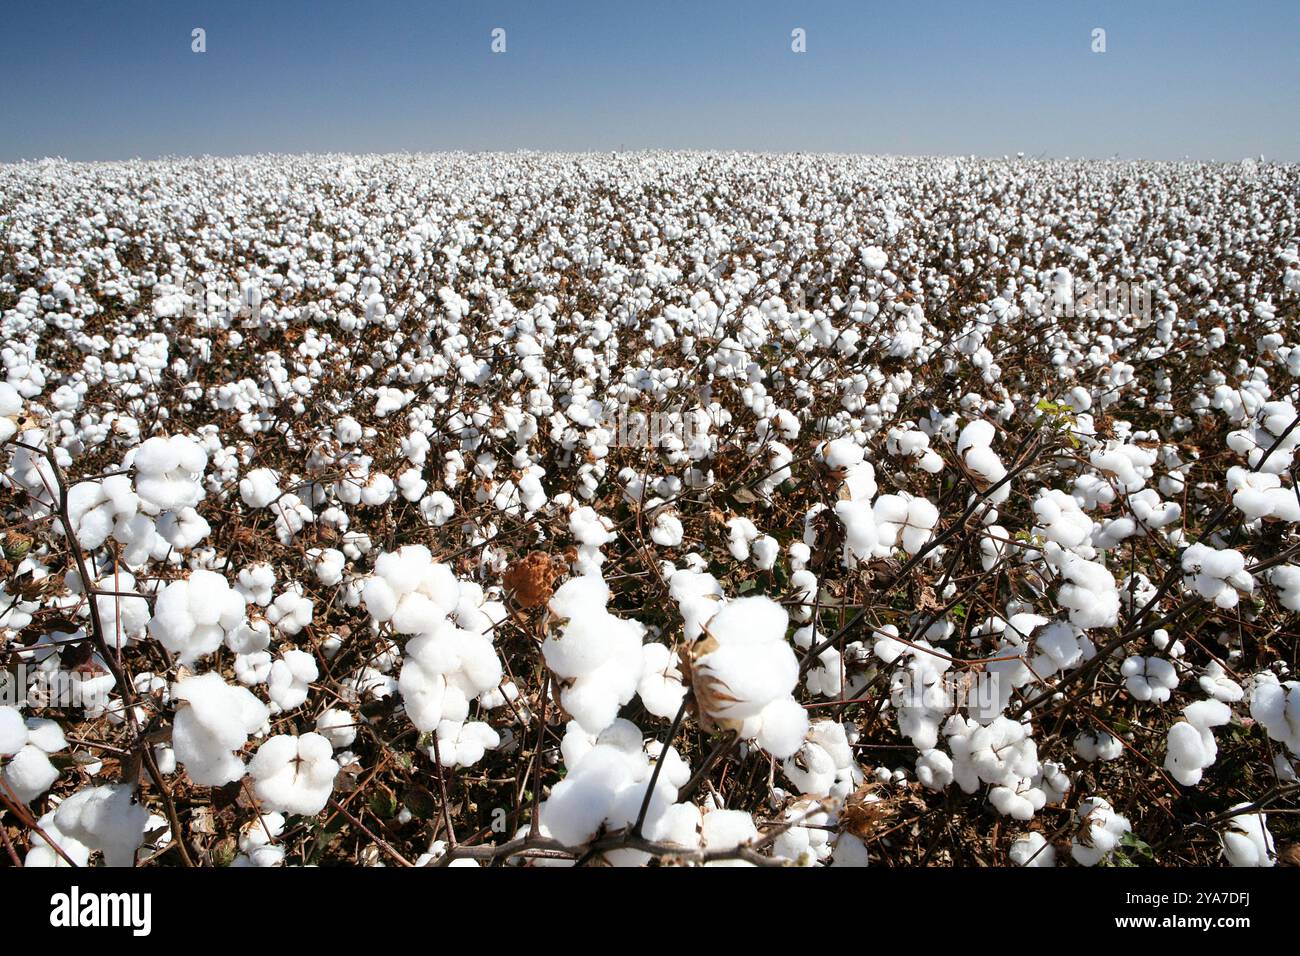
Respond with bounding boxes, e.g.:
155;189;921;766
1;0;1297;161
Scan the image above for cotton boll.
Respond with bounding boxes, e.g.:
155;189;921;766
755;697;809;759
1009;831;1056;866
235;562;275;606
266;585;314;636
431;719;500;768
315;708;357;749
52;784;150;868
1121;656;1179;703
172;672;270;786
700;809;759;855
638;642;687;718
268;649;318;712
248;733;339;816
1220;804;1275;866
1070;796;1131;866
1074;729;1124;762
1198;660;1244;703
2;743;62;802
130;434;207;513
650;511;683;547
1248;673;1300;755
0;706;26;755
916;748;955;791
306;547;346;586
1182;543;1255;609
148;569;246;666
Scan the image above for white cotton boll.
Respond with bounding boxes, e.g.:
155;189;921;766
148;569;246;666
701;809;759;853
1071;796;1131;866
1182;543;1255;609
916;749;954;790
172;672;270;786
1165;721;1212;786
131;435;207;513
419;491;456;526
236;563;275;606
638;643;687;718
227;617;271;655
650;511;684;547
2;743;61;802
431;720;500;768
313;709;356;749
91;570;150;644
266;586;313;635
1198;661;1244;703
268;649;318;712
1009;831;1056;866
726;516;758;560
239;468;281;508
398;468;427;502
248;733;339;816
835;499;880;561
805;646;842;698
307;547;345;586
1248;673;1300;755
755;697;809;759
1121;656;1179;703
1074;729;1124;762
0;706;26;755
156;506;210;549
750;535;778;571
52;784;150;868
1220;805;1275;867
234;651;272;686
24;811;91;867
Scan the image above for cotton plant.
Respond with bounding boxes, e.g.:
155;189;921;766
1164;699;1233;786
1219;805;1275;867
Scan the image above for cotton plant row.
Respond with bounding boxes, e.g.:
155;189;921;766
1;152;1298;868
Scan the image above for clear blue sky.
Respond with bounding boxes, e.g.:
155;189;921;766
1;0;1297;162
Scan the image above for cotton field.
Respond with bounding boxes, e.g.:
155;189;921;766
1;152;1297;868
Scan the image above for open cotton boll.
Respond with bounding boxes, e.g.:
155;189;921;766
1220;804;1275;867
129;434;207;514
315;708;357;749
24;810;91;867
1;715;67;802
248;732;339;817
1181;543;1255;609
430;719;500;768
52;784;150;868
306;547;346;586
1248;673;1300;755
781;719;862;798
235;562;275;606
239;468;281;508
172;672;270;786
1044;543;1119;629
0;705;26;755
542;575;645;734
1009;831;1056;867
148;569;246;666
267;649;318;712
725;516;758;560
873;492;939;555
399;620;503;732
1070;796;1131;866
1121;655;1179;703
1198;660;1244;703
637;642;687;718
88;570;150;645
362;545;461;631
265;585;314;636
650;511;684;547
1074;729;1124;762
834;499;881;562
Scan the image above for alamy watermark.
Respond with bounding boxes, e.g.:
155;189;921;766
2;664;109;710
1049;278;1151;322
